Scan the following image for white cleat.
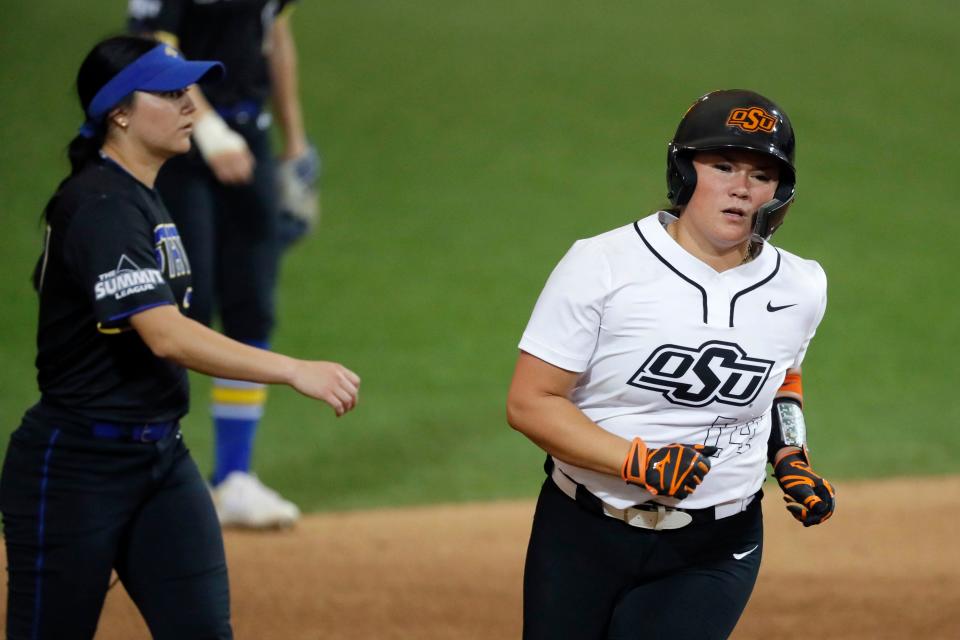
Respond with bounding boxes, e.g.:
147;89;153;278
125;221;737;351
211;471;301;529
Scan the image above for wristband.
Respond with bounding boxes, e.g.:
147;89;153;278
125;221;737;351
192;112;247;160
768;397;808;463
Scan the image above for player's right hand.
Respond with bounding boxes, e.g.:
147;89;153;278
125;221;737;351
289;361;360;417
206;148;256;185
621;439;717;499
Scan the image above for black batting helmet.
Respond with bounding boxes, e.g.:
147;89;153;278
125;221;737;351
666;89;796;241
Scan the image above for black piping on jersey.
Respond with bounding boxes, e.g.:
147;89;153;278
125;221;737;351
634;221;708;323
728;249;781;327
634;221;783;328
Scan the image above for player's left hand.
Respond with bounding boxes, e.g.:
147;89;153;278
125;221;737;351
276;143;321;247
774;450;836;526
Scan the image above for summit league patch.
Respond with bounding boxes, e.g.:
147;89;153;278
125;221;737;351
94;224;190;301
94;255;164;301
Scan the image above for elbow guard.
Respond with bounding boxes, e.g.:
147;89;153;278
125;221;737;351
768;397;807;464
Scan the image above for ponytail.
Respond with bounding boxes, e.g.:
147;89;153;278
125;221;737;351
66;131;106;177
38;130;105;231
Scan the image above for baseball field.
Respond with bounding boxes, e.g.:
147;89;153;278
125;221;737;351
1;1;958;638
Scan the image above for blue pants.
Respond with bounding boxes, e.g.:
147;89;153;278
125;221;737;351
1;404;232;639
523;476;763;640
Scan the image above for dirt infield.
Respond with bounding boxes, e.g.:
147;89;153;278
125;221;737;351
2;475;959;639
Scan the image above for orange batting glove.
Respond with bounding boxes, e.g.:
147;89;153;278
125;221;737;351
773;450;836;527
621;438;717;500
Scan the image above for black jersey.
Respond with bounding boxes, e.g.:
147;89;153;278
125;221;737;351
128;0;296;108
34;157;193;423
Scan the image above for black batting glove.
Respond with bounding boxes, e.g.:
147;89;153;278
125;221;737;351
622;438;718;500
774;450;836;527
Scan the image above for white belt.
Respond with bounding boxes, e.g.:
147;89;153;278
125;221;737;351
550;466;755;531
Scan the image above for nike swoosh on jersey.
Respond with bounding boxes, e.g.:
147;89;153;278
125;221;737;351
733;544;759;560
766;301;797;312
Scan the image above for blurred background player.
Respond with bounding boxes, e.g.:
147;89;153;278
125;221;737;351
129;0;320;528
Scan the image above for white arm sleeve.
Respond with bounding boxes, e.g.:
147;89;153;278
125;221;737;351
518;239;611;373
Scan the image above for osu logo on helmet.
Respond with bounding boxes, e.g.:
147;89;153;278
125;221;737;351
726;106;777;133
627;341;773;407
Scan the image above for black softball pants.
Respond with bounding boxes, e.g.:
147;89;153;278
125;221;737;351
523;476;763;640
156;118;281;344
1;405;232;639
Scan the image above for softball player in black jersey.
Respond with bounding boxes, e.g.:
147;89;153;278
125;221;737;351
507;90;836;639
0;36;359;639
128;0;318;528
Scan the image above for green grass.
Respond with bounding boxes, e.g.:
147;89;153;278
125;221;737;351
2;1;958;512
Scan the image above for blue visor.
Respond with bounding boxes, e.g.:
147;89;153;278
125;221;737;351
79;43;224;138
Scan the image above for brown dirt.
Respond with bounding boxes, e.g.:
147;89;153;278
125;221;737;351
3;475;960;639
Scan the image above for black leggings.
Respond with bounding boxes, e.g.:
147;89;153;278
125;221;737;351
1;407;231;639
523;477;763;640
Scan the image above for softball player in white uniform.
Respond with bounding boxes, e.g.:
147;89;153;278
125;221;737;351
508;90;836;640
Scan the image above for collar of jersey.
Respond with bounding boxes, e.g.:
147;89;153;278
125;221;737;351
97;151;159;195
638;211;777;283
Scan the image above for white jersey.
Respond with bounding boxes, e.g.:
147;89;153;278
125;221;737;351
519;212;827;510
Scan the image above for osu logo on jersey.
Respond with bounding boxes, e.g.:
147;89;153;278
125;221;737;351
627;340;773;407
727;106;777;133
